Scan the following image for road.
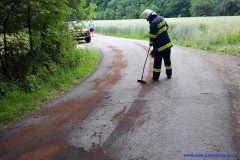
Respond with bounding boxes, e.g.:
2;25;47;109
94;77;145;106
0;35;238;160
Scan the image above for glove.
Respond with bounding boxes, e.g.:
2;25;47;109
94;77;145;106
150;47;158;58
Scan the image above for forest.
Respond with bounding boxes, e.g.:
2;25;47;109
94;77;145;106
0;0;99;126
86;0;240;20
0;0;97;97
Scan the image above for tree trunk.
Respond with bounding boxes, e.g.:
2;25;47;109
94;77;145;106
3;22;9;73
0;49;5;73
2;2;17;75
27;3;33;53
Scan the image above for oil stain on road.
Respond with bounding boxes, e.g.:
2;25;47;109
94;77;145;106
0;44;156;160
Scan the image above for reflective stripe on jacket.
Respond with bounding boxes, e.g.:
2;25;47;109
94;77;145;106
149;16;173;53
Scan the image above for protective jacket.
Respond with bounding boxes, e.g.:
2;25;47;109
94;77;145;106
149;15;172;53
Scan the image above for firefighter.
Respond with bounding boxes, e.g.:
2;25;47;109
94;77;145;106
141;9;173;81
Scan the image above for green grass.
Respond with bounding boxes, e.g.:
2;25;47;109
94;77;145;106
92;17;240;56
104;33;148;41
0;48;101;130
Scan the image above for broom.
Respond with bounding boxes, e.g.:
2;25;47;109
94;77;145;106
137;46;151;84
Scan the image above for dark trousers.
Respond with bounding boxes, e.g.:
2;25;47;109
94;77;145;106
153;49;172;80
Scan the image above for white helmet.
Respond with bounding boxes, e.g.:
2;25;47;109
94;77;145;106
141;9;156;19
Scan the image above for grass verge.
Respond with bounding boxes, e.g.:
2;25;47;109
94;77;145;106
106;34;148;41
0;48;101;130
98;33;240;56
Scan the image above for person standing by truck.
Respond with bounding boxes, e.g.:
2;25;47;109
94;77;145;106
89;19;95;37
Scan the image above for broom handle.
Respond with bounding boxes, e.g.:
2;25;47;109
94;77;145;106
141;46;151;79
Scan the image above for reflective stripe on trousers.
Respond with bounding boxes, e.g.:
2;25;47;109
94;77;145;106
153;49;172;79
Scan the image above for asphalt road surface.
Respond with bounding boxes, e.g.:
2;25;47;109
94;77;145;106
0;35;238;160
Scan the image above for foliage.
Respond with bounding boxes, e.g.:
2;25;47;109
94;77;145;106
0;0;97;99
216;0;240;16
0;48;100;129
191;0;240;16
86;0;239;20
86;0;191;19
190;0;215;16
68;0;98;21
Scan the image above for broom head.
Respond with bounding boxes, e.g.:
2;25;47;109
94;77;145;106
137;79;147;84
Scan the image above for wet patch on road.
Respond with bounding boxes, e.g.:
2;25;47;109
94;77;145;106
81;43;156;159
0;43;158;160
0;45;127;159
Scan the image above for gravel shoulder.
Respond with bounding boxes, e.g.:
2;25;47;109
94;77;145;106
179;46;240;156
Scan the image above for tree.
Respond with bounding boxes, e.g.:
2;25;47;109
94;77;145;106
0;0;97;87
190;0;215;16
81;0;240;19
96;11;105;20
115;6;125;19
214;0;240;16
126;3;138;19
104;9;115;20
68;0;97;21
